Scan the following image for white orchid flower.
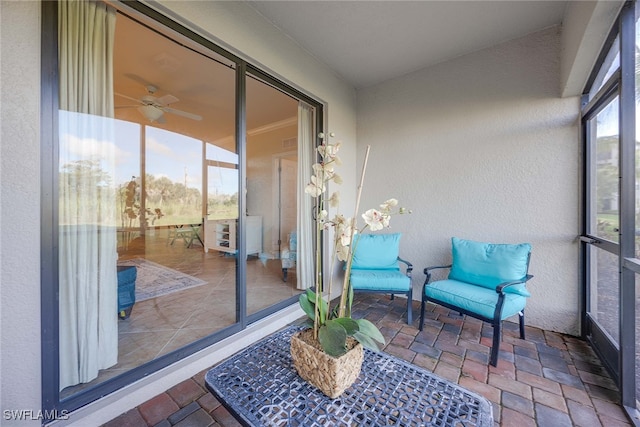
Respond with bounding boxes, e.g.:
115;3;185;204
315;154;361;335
329;192;340;208
335;242;351;261
318;143;341;161
362;208;389;231
380;198;398;212
304;175;325;197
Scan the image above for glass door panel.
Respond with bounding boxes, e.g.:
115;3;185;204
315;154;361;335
59;8;238;398
245;74;303;315
588;246;620;344
585;94;621;383
592;97;620;243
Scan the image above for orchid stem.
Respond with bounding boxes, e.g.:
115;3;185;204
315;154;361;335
338;145;370;317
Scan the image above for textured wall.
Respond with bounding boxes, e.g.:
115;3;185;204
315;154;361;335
0;1;610;424
0;1;42;425
357;26;581;335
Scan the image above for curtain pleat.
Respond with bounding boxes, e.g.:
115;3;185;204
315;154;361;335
58;0;118;391
296;103;315;290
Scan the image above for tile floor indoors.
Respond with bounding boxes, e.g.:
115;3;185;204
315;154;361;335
102;293;634;427
61;229;301;398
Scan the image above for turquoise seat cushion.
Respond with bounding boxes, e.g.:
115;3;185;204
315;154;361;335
449;237;531;297
350;269;411;292
351;233;401;270
425;279;526;320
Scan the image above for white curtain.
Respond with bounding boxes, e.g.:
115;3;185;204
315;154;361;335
58;0;118;390
296;103;315;290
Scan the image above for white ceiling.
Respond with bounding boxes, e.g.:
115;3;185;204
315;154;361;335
247;1;568;89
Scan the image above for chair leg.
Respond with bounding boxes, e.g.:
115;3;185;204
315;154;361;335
282;268;288;282
519;310;526;340
490;321;501;367
406;289;413;325
419;297;426;331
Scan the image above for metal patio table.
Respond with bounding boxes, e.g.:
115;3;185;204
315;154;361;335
205;326;493;427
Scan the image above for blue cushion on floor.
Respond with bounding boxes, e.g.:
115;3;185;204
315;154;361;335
351;233;401;270
350;269;411;292
425;279;526;320
449;237;531;297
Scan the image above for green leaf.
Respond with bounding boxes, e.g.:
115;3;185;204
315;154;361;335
306;289;328;323
333;317;359;336
317;296;328;324
353;331;381;351
355;318;385;345
298;293;315;321
318;320;348;357
305;288;317;302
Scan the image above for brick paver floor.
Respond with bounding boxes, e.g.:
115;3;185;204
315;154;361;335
103;293;634;426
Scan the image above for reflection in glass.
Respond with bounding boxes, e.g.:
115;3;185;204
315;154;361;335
207;144;239;220
59;5;238;398
145;126;203;225
245;74;304;316
592;97;620;243
588;246;620;345
56;0;319;405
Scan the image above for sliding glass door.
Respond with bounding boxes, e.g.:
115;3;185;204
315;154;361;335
581;2;639;420
583;92;621;376
44;0;322;415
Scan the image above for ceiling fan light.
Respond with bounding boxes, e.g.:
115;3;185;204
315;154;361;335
138;105;164;122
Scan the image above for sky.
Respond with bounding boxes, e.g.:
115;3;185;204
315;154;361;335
59;112;239;196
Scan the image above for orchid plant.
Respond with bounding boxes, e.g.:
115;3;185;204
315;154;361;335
298;133;410;357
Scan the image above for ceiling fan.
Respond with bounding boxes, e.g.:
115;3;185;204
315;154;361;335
115;85;202;123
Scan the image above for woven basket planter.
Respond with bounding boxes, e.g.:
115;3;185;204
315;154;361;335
290;328;363;399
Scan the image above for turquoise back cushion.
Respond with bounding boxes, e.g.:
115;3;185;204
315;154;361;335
351;233;401;270
290;232;297;251
449;237;531;296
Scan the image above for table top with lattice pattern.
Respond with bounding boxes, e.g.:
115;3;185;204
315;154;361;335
205;326;493;427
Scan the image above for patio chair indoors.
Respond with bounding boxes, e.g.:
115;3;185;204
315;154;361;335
349;233;413;323
281;232;296;282
419;237;533;366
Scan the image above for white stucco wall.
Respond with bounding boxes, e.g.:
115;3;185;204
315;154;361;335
357;26;581;336
0;0;619;425
1;1;43;426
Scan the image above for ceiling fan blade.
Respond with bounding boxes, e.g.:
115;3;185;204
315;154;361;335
115;92;143;104
163;107;202;121
123;73;154;88
155;94;179;106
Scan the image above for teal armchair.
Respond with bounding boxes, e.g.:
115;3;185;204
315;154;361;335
350;233;413;323
420;237;533;366
281;232;297;282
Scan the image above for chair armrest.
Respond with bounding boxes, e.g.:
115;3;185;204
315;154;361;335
423;265;452;285
496;274;534;294
397;257;413;275
423;265;452;275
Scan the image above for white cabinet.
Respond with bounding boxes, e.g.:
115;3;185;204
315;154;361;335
246;216;262;256
204;219;236;254
205;216;262;256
